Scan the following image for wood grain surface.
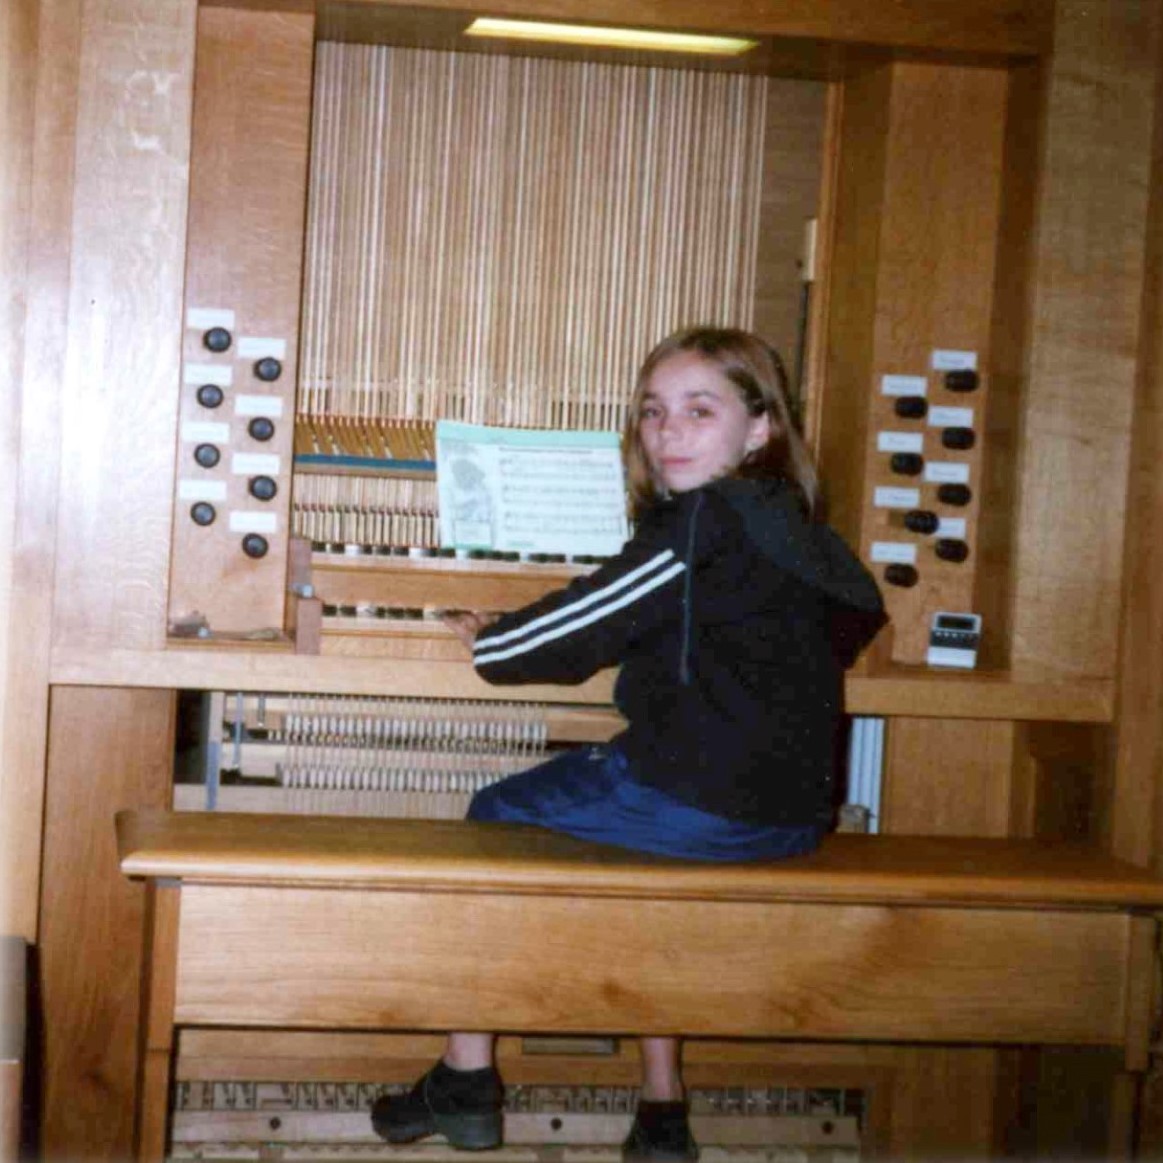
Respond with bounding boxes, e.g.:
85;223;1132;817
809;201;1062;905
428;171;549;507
117;809;1163;908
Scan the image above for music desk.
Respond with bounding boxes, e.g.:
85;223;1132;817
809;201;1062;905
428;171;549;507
117;809;1163;1161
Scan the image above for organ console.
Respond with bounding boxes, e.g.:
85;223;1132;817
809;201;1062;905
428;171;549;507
11;1;1163;1160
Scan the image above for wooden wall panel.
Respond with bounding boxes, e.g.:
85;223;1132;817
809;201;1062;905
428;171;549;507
880;718;1020;838
38;687;176;1163
814;62;891;548
973;57;1045;671
857;62;1007;666
819;61;1008;666
1100;0;1163;879
0;0;42;939
752;77;827;402
49;0;196;653
1009;0;1161;679
0;0;34;509
0;0;82;937
885;1046;1005;1159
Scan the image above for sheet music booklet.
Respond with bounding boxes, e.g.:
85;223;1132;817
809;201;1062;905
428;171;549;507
436;420;628;557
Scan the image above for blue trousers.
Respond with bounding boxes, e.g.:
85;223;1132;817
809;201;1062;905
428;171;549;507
467;743;821;863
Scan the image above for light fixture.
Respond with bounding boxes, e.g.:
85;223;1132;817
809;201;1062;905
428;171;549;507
463;17;757;57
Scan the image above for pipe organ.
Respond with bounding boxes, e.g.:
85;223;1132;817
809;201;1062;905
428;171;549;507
171;28;789;643
161;20;859;1152
165;14;770;1151
25;1;1163;1159
167;13;1015;672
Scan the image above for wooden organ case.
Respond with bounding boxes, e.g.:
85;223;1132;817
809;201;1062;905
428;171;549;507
15;1;1163;1161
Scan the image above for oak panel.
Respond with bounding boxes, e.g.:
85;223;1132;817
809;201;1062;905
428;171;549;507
880;718;1018;837
50;0;196;652
174;884;1133;1047
117;811;1163;910
53;642;1116;721
815;62;891;548
752;77;827;389
856;61;1008;665
0;0;72;939
169;6;314;634
1104;6;1163;872
1009;0;1161;678
974;58;1045;671
39;687;176;1163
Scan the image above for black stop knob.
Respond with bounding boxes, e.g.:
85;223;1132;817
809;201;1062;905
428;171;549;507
941;427;976;450
884;563;919;588
190;502;216;526
904;509;939;535
241;533;269;559
195;383;224;409
935;538;970;563
193;443;220;469
249;475;278;501
254;357;282;382
937;483;973;506
944;369;979;393
893;396;928;420
202;327;232;353
247;416;275;442
889;452;924;476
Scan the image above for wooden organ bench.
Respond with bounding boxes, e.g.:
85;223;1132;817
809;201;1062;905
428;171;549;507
117;809;1163;1161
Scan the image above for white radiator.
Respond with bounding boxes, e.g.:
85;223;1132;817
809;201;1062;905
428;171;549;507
844;716;884;834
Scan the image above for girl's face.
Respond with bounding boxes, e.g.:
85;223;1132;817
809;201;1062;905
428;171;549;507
637;350;771;495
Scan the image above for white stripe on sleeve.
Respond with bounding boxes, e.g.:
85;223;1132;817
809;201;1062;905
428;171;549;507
474;557;686;667
476;549;682;650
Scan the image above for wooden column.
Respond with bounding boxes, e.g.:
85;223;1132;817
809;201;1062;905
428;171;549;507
1104;3;1163;871
0;0;79;938
1007;3;1163;1155
48;0;196;653
1106;1;1163;1153
1008;0;1161;681
38;687;176;1163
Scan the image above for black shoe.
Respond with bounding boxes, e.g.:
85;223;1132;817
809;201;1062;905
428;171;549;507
371;1061;504;1150
623;1100;700;1162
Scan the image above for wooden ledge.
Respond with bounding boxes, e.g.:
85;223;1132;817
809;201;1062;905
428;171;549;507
116;810;1163;911
57;646;1113;722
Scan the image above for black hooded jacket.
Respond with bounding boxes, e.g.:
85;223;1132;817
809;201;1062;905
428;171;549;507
472;477;887;827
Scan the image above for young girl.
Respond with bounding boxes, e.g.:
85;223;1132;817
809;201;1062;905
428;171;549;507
372;327;886;1161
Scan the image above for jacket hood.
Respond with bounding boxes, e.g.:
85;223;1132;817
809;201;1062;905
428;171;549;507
709;477;888;665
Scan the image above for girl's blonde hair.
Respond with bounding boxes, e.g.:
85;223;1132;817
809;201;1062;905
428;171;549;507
622;327;820;519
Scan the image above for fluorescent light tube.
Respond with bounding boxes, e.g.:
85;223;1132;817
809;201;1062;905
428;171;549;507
464;18;757;56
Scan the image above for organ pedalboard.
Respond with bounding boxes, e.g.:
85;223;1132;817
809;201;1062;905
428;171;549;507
170;1080;863;1158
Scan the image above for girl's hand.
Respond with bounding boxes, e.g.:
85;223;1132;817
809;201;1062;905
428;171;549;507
442;610;499;652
